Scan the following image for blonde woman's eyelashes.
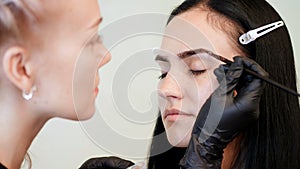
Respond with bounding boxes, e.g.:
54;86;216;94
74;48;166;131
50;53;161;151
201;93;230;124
158;72;167;79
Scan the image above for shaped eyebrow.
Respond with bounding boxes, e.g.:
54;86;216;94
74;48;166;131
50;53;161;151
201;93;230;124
155;48;224;63
178;48;232;64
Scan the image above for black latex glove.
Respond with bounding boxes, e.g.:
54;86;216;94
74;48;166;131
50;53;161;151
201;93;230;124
79;156;134;169
180;56;268;169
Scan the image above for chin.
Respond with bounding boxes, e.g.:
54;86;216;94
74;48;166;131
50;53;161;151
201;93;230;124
75;106;96;121
61;103;96;121
166;132;191;147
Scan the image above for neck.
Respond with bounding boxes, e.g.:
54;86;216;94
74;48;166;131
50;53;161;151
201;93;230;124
0;99;49;169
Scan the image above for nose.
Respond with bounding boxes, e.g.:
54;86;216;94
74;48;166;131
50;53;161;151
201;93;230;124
98;45;111;68
158;73;183;100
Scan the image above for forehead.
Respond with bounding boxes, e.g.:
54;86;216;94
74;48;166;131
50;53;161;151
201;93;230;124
161;9;241;59
161;10;214;55
25;0;101;29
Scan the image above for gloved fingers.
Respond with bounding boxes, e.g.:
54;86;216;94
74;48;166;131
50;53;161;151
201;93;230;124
180;134;223;169
225;56;244;86
214;57;243;95
79;156;134;169
230;57;268;122
237;56;269;78
234;56;268;100
111;157;134;169
214;64;229;83
192;96;213;134
80;157;102;169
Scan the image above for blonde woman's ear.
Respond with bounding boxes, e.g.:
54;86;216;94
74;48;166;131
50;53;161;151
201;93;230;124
2;46;35;92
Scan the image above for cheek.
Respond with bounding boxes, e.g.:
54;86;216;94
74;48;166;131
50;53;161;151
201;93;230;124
157;81;166;107
35;41;99;119
36;49;76;99
72;45;100;115
194;70;219;108
34;67;75;119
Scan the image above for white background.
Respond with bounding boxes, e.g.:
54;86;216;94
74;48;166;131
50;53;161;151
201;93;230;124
28;0;299;169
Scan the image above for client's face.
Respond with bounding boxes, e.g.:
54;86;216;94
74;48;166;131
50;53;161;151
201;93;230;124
157;9;242;147
26;0;111;120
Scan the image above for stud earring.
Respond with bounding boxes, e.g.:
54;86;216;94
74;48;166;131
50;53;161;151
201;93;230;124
22;86;37;100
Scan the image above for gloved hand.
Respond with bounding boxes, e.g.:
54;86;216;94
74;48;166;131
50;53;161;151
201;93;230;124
79;156;134;169
180;56;268;169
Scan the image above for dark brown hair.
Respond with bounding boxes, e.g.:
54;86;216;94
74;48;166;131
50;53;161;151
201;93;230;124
148;0;300;169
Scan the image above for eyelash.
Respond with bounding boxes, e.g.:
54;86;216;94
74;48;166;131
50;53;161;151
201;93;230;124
158;70;206;80
158;73;167;79
190;69;206;75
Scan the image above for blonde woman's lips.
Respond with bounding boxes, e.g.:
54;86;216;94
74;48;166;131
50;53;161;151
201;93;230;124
94;75;100;95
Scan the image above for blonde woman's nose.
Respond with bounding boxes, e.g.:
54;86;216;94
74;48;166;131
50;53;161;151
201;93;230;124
98;46;111;68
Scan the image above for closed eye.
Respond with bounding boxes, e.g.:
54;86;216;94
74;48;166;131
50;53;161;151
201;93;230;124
190;70;206;76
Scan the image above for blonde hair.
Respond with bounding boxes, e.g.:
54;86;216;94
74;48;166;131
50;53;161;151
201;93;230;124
0;0;35;48
0;1;33;167
0;1;21;43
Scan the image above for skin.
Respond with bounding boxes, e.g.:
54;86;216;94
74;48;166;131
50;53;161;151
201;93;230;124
156;9;244;168
0;0;110;168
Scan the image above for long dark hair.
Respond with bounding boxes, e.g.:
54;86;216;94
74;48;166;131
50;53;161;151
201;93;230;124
148;0;300;169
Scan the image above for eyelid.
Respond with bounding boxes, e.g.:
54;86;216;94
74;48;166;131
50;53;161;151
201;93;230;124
156;59;170;68
155;60;169;65
190;69;206;76
155;55;169;62
183;57;206;69
157;62;169;80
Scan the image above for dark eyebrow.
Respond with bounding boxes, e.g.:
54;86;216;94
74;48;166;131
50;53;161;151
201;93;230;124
88;17;103;29
178;48;212;59
178;48;231;64
155;49;211;62
155;48;228;63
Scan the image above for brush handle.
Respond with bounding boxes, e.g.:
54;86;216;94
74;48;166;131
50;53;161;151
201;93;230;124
243;68;300;97
216;54;300;97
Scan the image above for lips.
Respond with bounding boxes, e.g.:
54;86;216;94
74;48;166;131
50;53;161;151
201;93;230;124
94;74;100;94
94;86;99;94
163;108;193;120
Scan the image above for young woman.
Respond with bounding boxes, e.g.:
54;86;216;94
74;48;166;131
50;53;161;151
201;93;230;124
148;0;300;169
0;0;111;168
80;0;300;169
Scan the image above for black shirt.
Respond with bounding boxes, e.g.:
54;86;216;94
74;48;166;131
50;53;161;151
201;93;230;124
0;163;7;169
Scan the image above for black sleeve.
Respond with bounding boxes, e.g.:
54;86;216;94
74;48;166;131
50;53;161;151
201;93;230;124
0;163;7;169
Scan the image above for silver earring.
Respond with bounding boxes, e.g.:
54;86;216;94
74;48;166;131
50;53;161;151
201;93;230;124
22;86;37;100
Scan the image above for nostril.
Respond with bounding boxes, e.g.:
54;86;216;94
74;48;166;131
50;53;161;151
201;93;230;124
158;88;183;100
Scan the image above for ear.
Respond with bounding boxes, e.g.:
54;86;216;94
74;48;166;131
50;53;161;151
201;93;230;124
2;46;34;91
